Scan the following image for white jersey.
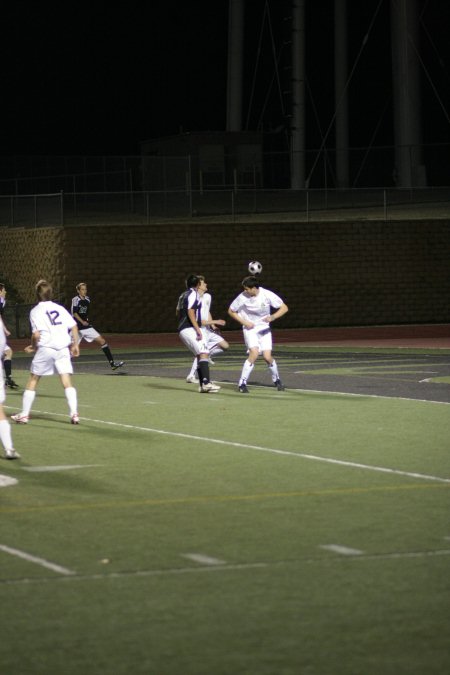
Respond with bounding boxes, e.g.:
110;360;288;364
200;292;212;323
30;301;76;350
229;286;284;329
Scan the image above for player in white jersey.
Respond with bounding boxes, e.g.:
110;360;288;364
11;280;80;425
228;275;288;393
185;287;229;383
0;315;19;458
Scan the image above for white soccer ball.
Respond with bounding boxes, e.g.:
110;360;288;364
248;260;263;275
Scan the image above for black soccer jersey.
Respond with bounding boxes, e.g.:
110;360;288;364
71;295;92;329
177;288;201;332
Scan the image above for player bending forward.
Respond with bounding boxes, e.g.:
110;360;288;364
71;283;124;371
12;280;80;425
228;275;288;393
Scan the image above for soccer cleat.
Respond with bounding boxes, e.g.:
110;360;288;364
274;379;285;391
199;382;221;393
238;383;249;393
6;377;19;389
208;357;215;365
71;413;80;425
186;374;199;384
4;448;20;460
11;413;29;424
111;361;125;370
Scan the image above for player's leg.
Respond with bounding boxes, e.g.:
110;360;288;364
0;373;19;458
3;346;19;388
11;373;40;423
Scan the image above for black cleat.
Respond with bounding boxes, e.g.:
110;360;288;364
238;383;249;393
6;377;19;389
274;379;285;391
111;361;125;370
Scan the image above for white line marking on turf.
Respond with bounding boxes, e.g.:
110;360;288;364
2;549;450;586
181;553;226;566
320;544;364;556
0;544;75;575
12;408;450;484
287;386;450;406
23;465;102;473
0;475;18;488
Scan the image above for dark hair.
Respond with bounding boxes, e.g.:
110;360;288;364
0;283;5;291
185;274;203;289
35;279;53;301
242;275;260;289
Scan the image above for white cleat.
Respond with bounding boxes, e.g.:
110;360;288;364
4;448;20;460
199;382;221;393
71;413;80;425
186;375;199;384
11;413;29;424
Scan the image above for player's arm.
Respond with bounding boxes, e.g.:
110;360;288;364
228;307;254;329
264;302;289;324
24;330;40;353
70;325;80;357
203;312;225;329
72;311;89;327
188;307;203;340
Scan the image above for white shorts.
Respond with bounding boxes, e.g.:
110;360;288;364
31;346;74;377
79;327;101;343
0;369;4;404
243;326;273;353
205;327;225;351
179;327;209;356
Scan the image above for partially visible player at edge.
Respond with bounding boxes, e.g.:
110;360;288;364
0;312;19;458
228;275;288;393
176;274;220;393
12;280;80;425
71;282;124;370
0;283;19;389
185;276;229;383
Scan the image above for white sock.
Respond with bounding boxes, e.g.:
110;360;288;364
209;346;223;358
0;419;13;451
239;359;254;385
268;359;280;381
65;387;78;415
22;389;36;416
188;357;198;379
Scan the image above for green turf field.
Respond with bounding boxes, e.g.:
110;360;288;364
1;347;449;675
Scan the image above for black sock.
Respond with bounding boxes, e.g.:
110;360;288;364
102;344;114;364
3;359;12;378
197;359;210;384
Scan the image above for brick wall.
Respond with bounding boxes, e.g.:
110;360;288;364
1;219;449;332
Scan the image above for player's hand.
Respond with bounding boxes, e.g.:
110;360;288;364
213;319;226;327
70;344;80;358
24;344;35;353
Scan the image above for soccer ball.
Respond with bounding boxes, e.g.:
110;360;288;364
248;260;263;275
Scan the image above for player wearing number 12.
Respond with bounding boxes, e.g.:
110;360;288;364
11;280;80;425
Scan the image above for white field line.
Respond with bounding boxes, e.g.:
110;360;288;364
2;549;450;586
320;544;364;556
0;475;18;488
0;544;75;575
8;407;450;484
287;384;450;406
181;553;226;566
23;465;102;473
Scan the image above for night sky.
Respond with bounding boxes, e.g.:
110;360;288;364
2;0;449;157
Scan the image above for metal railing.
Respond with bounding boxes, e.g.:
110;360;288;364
0;186;449;228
